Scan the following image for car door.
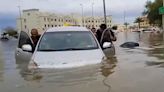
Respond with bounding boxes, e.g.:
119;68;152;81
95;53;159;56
15;31;33;62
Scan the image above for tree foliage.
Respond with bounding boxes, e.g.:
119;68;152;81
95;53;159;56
3;27;18;36
143;0;163;27
134;17;143;28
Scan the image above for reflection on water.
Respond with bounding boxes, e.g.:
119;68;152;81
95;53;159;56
142;32;164;67
0;42;4;82
16;57;117;85
101;56;118;92
0;32;164;92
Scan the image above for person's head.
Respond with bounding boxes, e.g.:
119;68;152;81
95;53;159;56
31;28;39;37
100;24;107;30
112;26;118;30
91;28;96;33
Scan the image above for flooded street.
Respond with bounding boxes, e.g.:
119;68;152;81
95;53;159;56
0;31;164;92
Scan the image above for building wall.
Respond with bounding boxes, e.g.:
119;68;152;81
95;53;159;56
84;16;112;29
140;16;150;28
17;9;113;34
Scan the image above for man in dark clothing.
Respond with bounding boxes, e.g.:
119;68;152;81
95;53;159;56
96;24;116;47
31;28;41;51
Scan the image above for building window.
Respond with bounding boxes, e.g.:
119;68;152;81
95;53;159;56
43;28;45;30
48;25;49;27
44;18;46;21
24;25;27;29
27;13;30;16
47;18;49;21
88;20;90;23
45;24;46;27
61;19;63;22
54;19;57;21
110;20;111;23
66;20;67;22
59;19;60;22
52;25;53;27
92;21;94;23
24;19;26;23
51;19;53;21
55;25;57;27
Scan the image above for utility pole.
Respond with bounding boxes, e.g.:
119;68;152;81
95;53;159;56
80;4;84;27
18;6;23;31
103;0;107;25
163;0;164;30
92;3;94;27
124;11;126;24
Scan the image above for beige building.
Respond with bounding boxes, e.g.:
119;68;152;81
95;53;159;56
83;16;112;29
139;16;150;28
17;9;76;34
17;9;113;34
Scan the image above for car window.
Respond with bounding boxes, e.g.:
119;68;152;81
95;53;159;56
18;31;33;48
38;31;98;51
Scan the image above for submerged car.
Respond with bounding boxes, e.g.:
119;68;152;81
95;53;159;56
15;26;112;69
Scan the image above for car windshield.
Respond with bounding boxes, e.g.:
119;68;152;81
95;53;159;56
38;31;98;51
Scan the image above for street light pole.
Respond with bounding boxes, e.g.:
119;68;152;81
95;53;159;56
18;6;23;31
80;4;84;27
92;3;94;27
124;10;126;24
103;0;107;25
163;0;164;30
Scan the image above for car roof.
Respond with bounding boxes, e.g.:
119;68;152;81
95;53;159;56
46;26;90;32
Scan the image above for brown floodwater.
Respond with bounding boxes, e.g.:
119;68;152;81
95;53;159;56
0;31;164;92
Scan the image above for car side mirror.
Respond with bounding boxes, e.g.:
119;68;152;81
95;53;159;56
103;42;112;49
22;44;32;52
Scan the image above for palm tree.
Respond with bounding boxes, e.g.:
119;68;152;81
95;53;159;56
124;22;129;29
135;17;143;29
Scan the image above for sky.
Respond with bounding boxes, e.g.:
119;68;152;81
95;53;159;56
0;0;154;29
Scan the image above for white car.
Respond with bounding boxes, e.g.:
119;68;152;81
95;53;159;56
15;26;112;69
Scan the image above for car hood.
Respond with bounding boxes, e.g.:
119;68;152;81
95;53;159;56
32;49;105;68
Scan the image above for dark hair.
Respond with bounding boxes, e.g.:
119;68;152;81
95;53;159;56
112;26;117;30
91;27;96;30
100;24;107;29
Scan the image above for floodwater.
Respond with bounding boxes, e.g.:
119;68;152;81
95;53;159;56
0;31;164;92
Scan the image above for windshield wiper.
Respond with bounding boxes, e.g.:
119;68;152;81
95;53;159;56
38;49;58;51
38;47;98;51
56;47;98;51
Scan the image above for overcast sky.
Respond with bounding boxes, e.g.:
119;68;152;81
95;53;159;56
0;0;154;29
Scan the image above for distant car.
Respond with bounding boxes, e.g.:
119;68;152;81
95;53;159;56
142;28;152;32
15;26;112;69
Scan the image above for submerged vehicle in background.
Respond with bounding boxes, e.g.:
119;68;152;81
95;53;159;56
0;33;9;41
15;26;112;69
